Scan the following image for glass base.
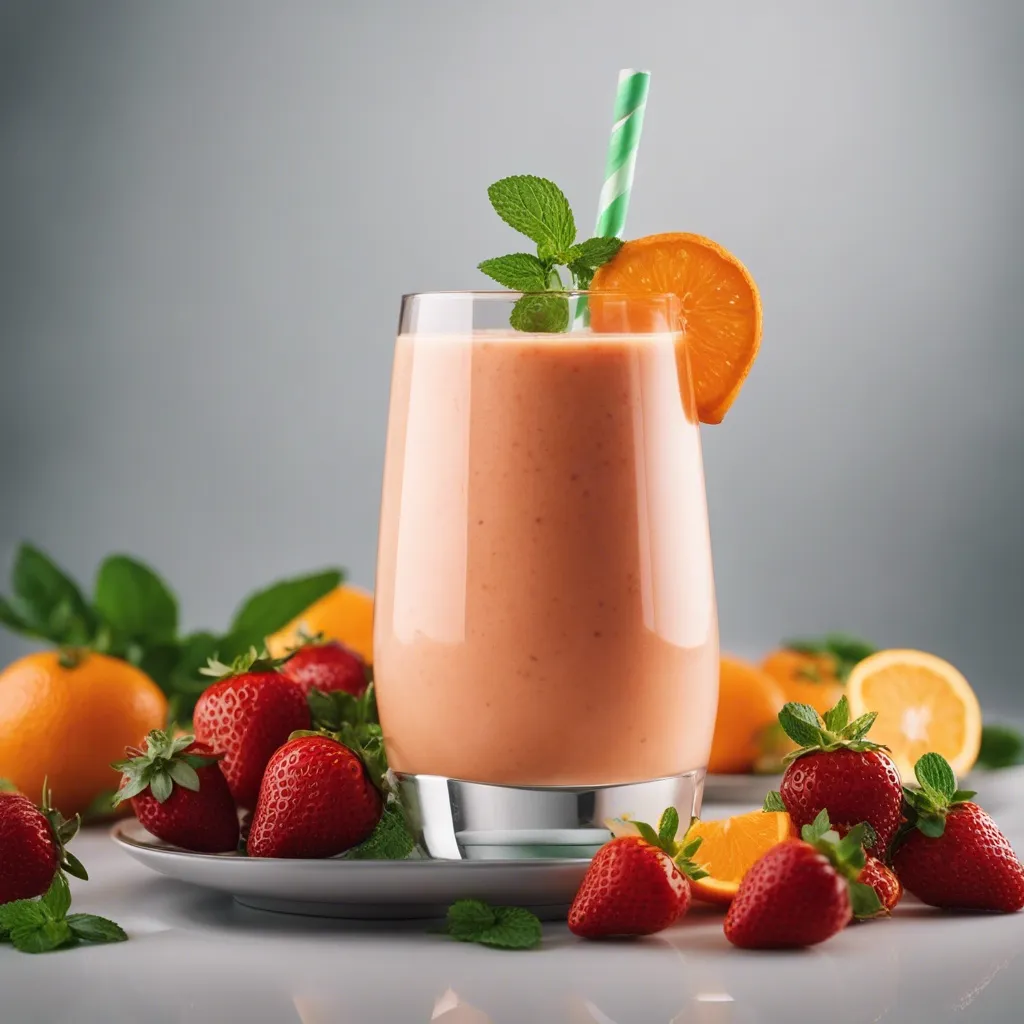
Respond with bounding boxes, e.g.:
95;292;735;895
394;770;706;861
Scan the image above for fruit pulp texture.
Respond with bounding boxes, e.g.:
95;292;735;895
375;329;719;785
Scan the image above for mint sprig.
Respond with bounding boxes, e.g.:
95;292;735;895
0;875;127;954
480;175;623;332
444;899;542;950
977;724;1024;769
344;803;417;861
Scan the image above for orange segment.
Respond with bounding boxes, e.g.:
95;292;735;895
846;649;982;778
688;810;794;904
591;232;762;423
266;584;375;664
708;655;786;775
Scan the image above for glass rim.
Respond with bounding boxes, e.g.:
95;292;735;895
401;289;679;302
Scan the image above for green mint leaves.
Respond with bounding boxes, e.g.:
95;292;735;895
344;803;417;861
977;724;1024;769
0;543;344;719
777;696;884;765
0;874;127;954
480;175;623;332
444;900;542;951
784;633;876;682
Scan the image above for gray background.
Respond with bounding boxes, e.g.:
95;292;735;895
1;1;1021;710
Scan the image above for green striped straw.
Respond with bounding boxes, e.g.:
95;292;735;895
576;68;651;326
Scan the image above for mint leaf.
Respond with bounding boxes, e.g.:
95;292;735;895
777;703;825;747
42;873;71;920
822;696;850;733
66;914;128;945
229;569;343;642
478;254;548;292
93;555;178;643
445;900;541;950
763;790;787;812
9;544;93;644
509;294;569;333
0;900;48;932
345;804;416;860
446;899;496;941
571;236;623;269
977;725;1024;769
487;176;575;255
10;919;71;954
914;752;957;801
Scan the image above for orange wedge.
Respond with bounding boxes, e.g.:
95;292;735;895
591;233;762;423
846;649;982;779
687;810;794;904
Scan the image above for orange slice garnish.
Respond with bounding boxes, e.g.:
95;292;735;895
687;810;794;904
591;233;762;423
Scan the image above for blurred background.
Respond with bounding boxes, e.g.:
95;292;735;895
1;0;1021;711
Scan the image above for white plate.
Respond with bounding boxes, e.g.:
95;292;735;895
110;819;589;920
705;765;1024;809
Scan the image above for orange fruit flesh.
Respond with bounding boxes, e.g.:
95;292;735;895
707;655;786;775
688;810;795;904
267;584;375;664
591;232;762;423
846;649;982;778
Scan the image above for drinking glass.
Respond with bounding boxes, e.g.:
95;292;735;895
375;291;718;859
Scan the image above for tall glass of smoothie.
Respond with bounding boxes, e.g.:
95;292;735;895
374;291;718;859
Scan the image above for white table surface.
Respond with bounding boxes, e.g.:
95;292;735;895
3;799;1024;1024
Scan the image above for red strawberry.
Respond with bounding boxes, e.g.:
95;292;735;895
765;696;902;852
568;809;705;939
247;735;382;858
859;855;902;916
281;640;368;699
193;649;311;808
0;783;88;903
113;731;239;853
725;811;881;949
891;752;1024;913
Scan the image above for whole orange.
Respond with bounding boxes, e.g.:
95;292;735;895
708;655;786;775
760;648;845;715
0;651;167;818
266;584;374;664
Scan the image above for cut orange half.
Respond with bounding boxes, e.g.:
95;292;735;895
686;810;794;904
846;649;982;779
591;232;762;423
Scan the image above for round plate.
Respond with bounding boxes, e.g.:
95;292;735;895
110;819;589;920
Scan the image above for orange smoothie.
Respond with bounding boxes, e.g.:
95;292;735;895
374;328;718;786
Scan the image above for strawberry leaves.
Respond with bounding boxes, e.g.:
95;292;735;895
612;808;709;881
38;783;88;882
899;752;977;840
111;729;221;806
777;696;885;765
799;810;883;919
0;875;127;954
304;684;389;788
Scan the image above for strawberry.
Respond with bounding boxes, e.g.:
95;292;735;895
113;730;239;853
891;752;1024;913
859;855;902;916
568;808;707;939
764;696;902;852
724;810;881;949
247;735;382;858
193;648;311;808
0;783;87;904
281;639;368;699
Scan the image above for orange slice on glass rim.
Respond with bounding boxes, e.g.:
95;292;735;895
591;233;762;423
685;810;794;904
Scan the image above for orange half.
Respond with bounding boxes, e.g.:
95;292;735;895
687;810;794;904
591;233;762;423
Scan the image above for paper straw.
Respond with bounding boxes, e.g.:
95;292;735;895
575;69;651;326
594;69;651;239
